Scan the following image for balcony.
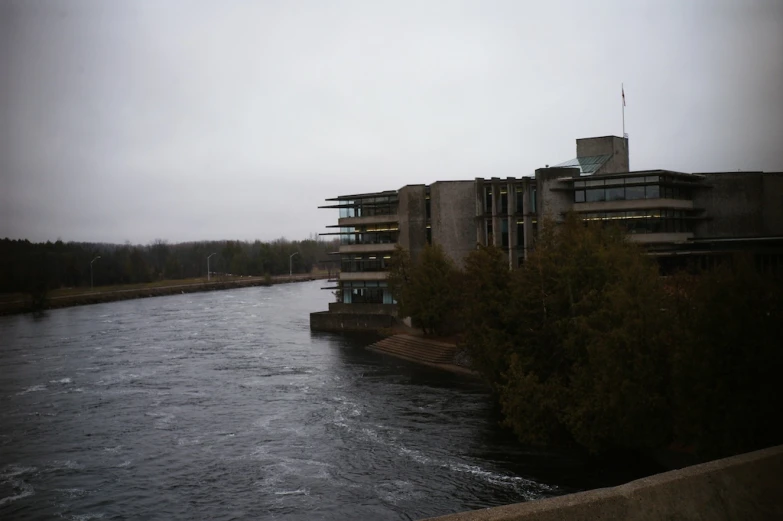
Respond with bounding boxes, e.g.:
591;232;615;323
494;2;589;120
338;214;397;227
339;243;398;254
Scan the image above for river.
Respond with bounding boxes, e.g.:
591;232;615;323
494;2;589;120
0;281;643;520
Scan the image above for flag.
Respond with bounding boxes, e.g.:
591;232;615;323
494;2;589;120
622;85;626;107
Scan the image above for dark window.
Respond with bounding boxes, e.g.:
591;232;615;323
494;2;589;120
606;187;625;201
517;221;525;247
516;187;524;213
484;186;492;213
626;186;645;200
501;218;509;248
586;189;605;202
645;185;660;198
575;190;585;203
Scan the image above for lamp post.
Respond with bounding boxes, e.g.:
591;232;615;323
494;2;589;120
90;256;101;290
207;252;217;282
289;252;299;281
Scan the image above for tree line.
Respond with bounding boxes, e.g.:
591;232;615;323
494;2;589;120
388;215;783;460
0;236;338;294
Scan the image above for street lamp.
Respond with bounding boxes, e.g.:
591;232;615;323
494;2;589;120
90;256;101;290
289;252;299;280
207;252;217;282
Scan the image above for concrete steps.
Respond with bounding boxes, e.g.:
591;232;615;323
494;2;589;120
367;334;457;365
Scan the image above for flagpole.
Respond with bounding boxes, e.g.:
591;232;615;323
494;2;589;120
622;82;625;138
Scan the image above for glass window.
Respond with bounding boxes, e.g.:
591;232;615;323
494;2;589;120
500;189;508;214
645;176;659;183
484;186;492;213
605;178;624;187
626;186;645;200
501;218;509;247
586;189;605;202
586;179;604;187
574;181;586;188
517;220;524;247
645;185;660;199
516;187;524;213
575;190;585;203
606;187;625;201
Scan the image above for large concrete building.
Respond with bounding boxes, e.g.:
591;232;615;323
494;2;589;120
310;136;783;329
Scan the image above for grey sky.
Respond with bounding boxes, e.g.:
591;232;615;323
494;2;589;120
2;0;782;244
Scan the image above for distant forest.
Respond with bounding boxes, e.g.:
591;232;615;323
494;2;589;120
0;237;339;294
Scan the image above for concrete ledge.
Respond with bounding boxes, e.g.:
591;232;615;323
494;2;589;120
310;310;396;332
328;303;397;315
423;444;783;521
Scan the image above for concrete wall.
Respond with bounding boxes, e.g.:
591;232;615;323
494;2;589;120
431;181;478;267
576;135;629;173
310;310;396;332
694;173;765;238
424;444;783;521
535;167;579;228
398;185;428;262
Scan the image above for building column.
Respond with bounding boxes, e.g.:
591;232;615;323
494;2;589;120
506;181;516;268
491;182;500;247
523;181;534;262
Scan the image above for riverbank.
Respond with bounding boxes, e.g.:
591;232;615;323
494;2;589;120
0;272;329;315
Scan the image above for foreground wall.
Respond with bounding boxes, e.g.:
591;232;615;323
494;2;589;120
424;444;783;521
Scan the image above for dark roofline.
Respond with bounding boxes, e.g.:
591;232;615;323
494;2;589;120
576;135;626;141
692;171;767;175
323;190;398;202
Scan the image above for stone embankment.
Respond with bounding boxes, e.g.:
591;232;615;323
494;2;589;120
366;334;477;376
423;444;783;521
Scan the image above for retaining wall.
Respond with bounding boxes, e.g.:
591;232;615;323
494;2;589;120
310;311;396;332
423;444;783;521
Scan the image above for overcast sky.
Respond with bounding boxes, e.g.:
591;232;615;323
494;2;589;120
2;0;782;244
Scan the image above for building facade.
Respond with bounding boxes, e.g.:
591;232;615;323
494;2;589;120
313;136;783;324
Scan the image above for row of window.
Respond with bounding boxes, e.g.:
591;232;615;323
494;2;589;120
343;287;390;304
483;186;537;214
581;210;694;234
575;184;693;203
339;226;399;245
485;218;537;248
340;255;392;273
341;280;388;288
573;174;700;189
338;197;398;218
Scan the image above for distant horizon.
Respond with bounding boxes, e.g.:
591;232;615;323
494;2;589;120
1;234;335;247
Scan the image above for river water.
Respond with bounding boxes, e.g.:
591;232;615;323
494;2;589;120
0;281;642;520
